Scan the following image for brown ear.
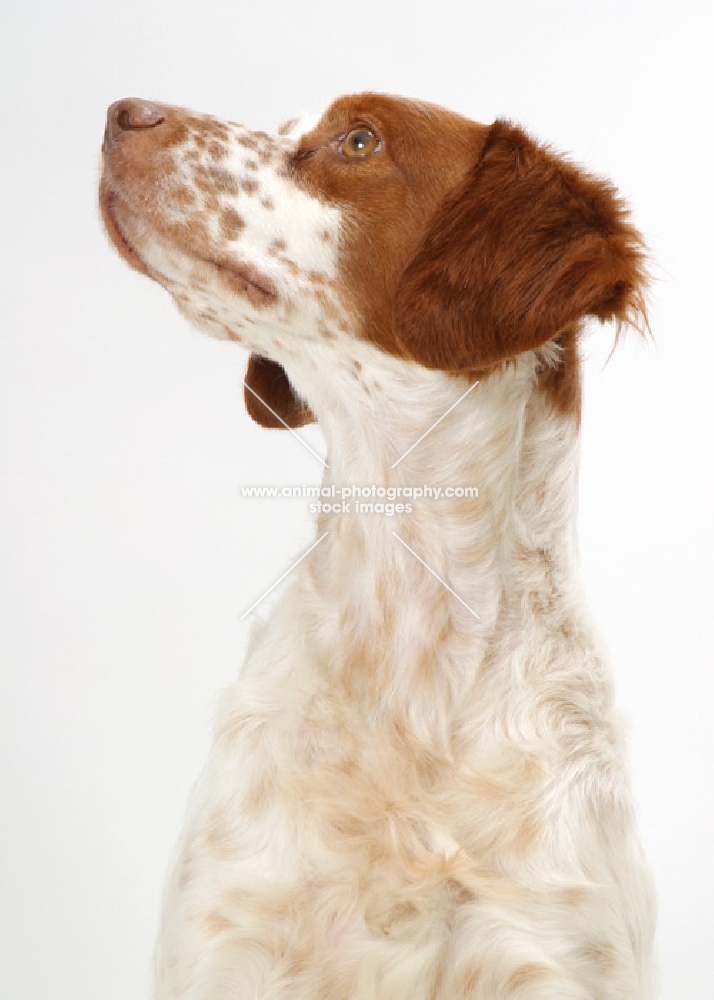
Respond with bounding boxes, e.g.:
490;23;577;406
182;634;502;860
394;120;648;369
243;354;315;428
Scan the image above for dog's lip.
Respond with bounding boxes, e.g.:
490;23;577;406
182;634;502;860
210;257;278;305
100;189;151;277
101;187;278;305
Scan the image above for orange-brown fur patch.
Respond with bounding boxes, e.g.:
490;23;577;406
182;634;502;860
288;95;648;419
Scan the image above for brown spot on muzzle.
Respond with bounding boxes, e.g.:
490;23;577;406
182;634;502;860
220;208;246;240
205;167;240;196
207;140;228;161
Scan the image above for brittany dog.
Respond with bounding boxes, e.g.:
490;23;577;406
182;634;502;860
100;92;656;999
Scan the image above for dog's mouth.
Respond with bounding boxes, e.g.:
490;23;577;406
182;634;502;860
100;184;278;308
99;188;150;278
210;258;278;308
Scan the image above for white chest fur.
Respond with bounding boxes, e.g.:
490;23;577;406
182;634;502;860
155;354;655;1000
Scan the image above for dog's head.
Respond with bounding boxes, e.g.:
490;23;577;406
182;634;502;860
100;93;647;427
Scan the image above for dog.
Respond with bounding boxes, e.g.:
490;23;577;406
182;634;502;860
100;92;656;999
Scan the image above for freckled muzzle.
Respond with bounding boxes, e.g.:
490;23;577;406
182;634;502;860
99;97;279;306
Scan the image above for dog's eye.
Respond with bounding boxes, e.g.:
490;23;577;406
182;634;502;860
340;126;380;159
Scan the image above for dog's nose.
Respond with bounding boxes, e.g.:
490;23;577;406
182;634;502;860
103;98;165;153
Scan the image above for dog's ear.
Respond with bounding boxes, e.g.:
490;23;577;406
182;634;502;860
243;354;315;428
394;120;648;370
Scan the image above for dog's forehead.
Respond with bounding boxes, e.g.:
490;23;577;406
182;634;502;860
320;93;471;132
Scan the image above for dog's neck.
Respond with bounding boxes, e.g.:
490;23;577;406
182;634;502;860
287;349;582;748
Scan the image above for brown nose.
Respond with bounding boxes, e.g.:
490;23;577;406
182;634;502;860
103;98;165;153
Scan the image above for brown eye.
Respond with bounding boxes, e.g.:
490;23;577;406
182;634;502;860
341;126;379;159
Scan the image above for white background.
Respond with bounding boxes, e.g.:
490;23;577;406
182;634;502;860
1;1;712;997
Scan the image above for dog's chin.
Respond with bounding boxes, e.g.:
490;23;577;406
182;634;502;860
99;185;151;278
174;299;246;345
100;184;279;313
